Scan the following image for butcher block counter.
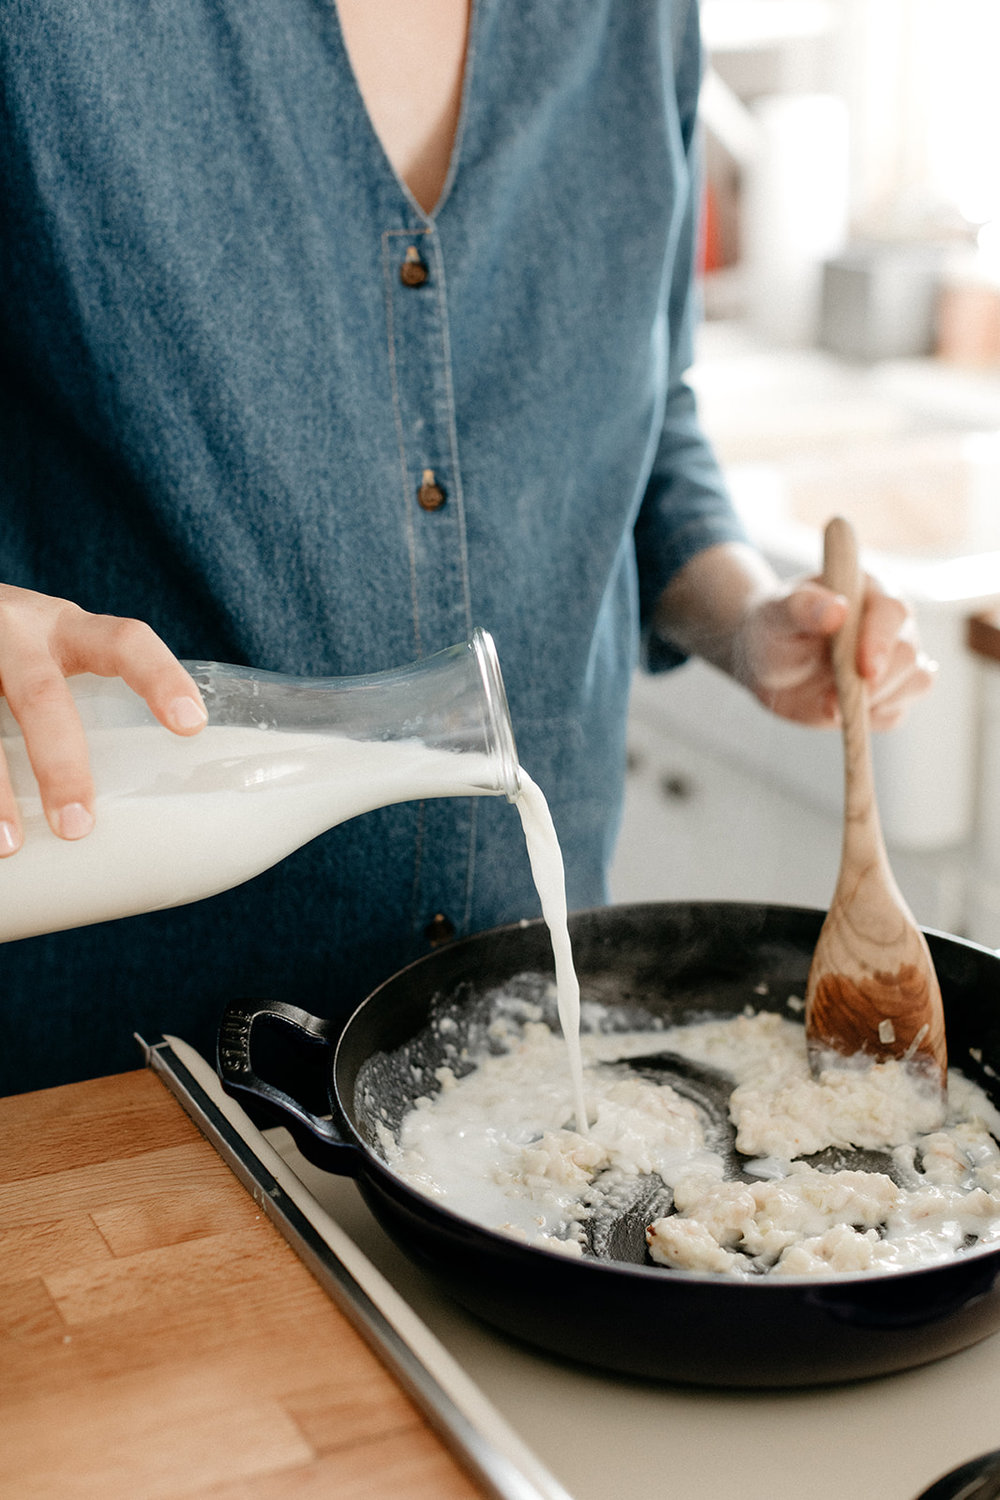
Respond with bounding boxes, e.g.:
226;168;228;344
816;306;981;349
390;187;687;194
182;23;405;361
0;1068;487;1500
9;1047;1000;1500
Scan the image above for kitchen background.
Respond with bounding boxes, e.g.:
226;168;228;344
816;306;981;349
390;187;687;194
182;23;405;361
609;0;1000;945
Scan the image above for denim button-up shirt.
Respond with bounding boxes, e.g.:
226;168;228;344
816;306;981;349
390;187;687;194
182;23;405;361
0;0;746;1088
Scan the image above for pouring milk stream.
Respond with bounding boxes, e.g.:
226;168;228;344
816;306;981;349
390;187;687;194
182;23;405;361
0;630;589;1132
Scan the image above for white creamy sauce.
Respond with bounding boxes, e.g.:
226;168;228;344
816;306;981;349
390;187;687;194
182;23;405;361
377;1000;1000;1277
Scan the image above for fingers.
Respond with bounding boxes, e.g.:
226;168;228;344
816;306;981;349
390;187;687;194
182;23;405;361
744;583;846;705
855;587;908;682
754;675;841;729
0;593;97;843
782;580;848;639
868;647;937;729
61;609;207;737
743;573;934;731
0;661;97;842
0;753;24;857
0;585;206;846
857;583;936;730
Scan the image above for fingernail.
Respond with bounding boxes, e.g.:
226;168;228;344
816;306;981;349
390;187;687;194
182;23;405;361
169;695;208;731
801;598;826;628
0;821;21;856
57;803;95;840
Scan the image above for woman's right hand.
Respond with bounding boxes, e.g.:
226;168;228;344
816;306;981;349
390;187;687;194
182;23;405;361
0;584;207;856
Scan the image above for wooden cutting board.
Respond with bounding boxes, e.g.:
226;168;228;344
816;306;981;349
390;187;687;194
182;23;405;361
0;1068;485;1499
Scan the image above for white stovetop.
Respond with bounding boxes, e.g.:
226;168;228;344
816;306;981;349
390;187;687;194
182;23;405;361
271;1131;1000;1500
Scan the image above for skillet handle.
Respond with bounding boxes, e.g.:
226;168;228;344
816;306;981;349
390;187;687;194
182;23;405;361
216;997;362;1175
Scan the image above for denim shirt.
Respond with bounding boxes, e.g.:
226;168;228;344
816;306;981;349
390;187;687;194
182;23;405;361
0;0;746;1089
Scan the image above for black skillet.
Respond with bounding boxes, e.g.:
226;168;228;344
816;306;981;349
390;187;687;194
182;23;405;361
918;1450;1000;1499
217;901;1000;1387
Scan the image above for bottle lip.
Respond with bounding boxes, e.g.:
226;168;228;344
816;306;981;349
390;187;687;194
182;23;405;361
471;627;522;802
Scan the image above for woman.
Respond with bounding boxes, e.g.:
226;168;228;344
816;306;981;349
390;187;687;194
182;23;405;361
0;0;931;1091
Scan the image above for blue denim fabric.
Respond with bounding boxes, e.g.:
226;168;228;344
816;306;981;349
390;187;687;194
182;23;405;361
0;0;746;1090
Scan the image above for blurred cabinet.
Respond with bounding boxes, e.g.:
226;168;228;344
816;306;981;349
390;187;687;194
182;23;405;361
609;673;969;940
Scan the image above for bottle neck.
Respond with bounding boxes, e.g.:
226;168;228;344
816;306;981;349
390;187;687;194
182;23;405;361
183;628;522;802
470;627;521;802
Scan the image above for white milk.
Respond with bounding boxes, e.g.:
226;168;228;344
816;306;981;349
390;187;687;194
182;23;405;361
0;723;587;1123
0;725;516;940
516;773;588;1134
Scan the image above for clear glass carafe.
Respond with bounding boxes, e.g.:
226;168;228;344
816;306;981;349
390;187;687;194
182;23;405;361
0;627;520;943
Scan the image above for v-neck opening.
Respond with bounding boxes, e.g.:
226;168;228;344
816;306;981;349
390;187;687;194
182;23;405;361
329;0;479;223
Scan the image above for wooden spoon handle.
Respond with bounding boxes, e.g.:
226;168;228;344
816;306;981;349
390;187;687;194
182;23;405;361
823;517;883;866
823;516;863;698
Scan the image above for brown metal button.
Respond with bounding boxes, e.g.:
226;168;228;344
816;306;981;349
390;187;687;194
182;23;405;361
424;912;456;946
400;246;429;286
417;468;446;510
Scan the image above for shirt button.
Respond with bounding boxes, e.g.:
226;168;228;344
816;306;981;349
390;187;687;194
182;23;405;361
424;912;456;946
417;468;447;510
400;246;429;286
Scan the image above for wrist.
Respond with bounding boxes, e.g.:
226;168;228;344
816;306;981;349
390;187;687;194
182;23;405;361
653;543;780;680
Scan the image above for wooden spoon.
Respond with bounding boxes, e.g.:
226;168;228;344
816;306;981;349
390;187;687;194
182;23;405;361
804;516;947;1090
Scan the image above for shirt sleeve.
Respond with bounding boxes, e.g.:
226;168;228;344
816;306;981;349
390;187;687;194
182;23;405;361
633;0;749;674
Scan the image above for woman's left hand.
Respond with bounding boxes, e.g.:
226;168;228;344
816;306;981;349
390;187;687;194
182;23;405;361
739;574;936;730
654;541;935;731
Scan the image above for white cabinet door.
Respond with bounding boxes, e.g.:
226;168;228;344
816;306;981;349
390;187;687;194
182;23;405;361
610;709;968;935
609;713;841;910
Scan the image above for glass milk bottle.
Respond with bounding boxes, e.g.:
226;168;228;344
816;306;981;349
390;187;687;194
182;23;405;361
0;628;521;943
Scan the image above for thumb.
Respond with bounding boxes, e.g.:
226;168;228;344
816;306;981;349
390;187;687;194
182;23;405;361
744;581;847;694
780;581;847;637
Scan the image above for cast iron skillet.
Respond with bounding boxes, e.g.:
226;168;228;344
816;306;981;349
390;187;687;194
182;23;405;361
917;1450;1000;1499
217;901;1000;1387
